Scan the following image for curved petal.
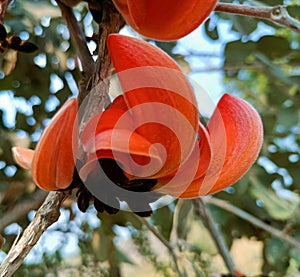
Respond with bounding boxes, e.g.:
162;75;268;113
174;123;212;180
154;123;211;197
32;98;78;190
112;0;217;41
12;147;35;170
81;108;133;152
108;33;185;71
107;34;198;177
111;0;138;31
109;94;128;111
176;94;263;198
79;129;163;181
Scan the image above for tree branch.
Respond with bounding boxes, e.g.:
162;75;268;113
56;0;95;77
215;3;300;34
193;198;237;276
78;0;124;146
0;0;11;24
139;217;184;277
0;191;71;277
205;197;300;249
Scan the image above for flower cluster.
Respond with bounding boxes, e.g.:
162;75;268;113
12;2;263;216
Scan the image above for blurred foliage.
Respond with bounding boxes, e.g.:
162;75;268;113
1;0;300;276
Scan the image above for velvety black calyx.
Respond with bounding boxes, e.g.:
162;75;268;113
77;187;92;213
97;158;162;217
59;164;92;213
98;158;158;192
84;167;121;215
8;35;21;49
93;197;105;213
16;41;39;53
94;197;119;215
76;184;120;215
121;178;157;192
61;159;162;217
0;34;38;53
133;211;153;217
98;158;128;186
0;24;7;41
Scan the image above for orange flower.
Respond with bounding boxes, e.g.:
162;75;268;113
80;34;263;200
12;98;78;190
12;34;263;215
157;93;263;198
112;0;217;40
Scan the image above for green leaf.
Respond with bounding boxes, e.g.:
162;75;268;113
261;113;276;134
269;151;298;168
265;237;290;270
224;40;256;66
152;206;173;241
260;0;283;5
15;112;28;130
287;164;300;191
277;107;299;129
230;15;258;36
290;248;300;266
176;199;192;240
155;41;177;55
266;83;290;106
204;18;219;41
91;226;111;261
287;5;300;20
98;211;143;230
255;53;295;87
256;36;291;59
249;182;299;221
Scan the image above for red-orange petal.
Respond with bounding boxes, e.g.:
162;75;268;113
207;94;263;194
79;129;163;181
109;94;128;111
12;147;35;170
112;0;217;41
107;34;198;177
32;98;78;190
81;108;133;152
176;94;263;198
154;123;211;197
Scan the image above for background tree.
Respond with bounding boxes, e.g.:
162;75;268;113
0;0;300;276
